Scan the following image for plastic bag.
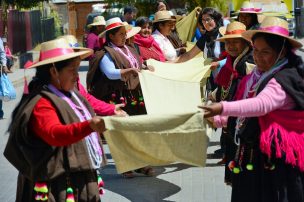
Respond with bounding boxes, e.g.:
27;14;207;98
0;66;16;101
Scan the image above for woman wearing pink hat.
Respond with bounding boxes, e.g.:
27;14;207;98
201;17;304;202
235;1;262;30
5;38;106;201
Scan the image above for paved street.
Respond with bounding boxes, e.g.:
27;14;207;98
1;46;303;202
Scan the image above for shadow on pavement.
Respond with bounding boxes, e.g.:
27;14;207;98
100;163;196;202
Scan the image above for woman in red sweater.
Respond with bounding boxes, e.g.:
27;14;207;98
5;38;107;201
134;16;166;62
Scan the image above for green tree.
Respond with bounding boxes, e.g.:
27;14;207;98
103;0;228;16
187;0;228;15
4;0;46;9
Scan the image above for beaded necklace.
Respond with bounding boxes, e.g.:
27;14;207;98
110;42;139;69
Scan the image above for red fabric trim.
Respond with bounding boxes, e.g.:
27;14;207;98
39;48;74;61
106;22;124;31
225;29;245;35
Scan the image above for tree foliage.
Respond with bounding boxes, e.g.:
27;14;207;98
103;0;228;16
187;0;228;15
3;0;46;9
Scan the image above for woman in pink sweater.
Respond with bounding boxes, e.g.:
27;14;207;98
201;17;304;202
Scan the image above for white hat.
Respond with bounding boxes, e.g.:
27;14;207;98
99;17;127;37
123;22;141;39
88;16;106;28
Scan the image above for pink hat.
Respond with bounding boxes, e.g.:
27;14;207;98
235;1;262;14
242;16;302;49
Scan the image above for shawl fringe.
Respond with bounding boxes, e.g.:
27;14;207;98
259;110;304;171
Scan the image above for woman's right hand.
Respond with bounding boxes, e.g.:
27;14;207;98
120;68;140;81
198;103;223;118
210;61;219;70
89;116;106;133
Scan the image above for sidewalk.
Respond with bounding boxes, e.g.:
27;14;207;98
8;61;89;88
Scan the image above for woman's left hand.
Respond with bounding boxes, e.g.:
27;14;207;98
114;104;128;117
146;65;155;72
198;103;223;118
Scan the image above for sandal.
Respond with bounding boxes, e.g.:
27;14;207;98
134;167;155;177
122;171;134;178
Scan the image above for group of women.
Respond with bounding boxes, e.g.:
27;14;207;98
3;0;304;201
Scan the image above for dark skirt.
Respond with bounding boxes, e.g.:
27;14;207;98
231;148;304;202
102;89;147;116
16;170;100;202
224;129;237;184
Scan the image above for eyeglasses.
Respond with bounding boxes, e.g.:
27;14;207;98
201;17;214;24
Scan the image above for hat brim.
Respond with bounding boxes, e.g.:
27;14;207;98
242;30;303;49
217;27;250;42
234;10;262;14
217;34;250;42
88;22;106;28
28;49;93;68
127;27;141;39
152;18;176;24
99;24;127;38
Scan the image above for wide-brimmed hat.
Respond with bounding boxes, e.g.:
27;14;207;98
123;22;141;39
242;16;303;49
217;21;249;42
153;11;176;23
59;35;88;50
88;16;106;28
28;38;93;68
234;1;262;14
172;15;183;22
99;17;127;37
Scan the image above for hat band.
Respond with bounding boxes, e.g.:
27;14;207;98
69;42;80;48
259;26;289;36
225;29;245;35
39;48;74;61
240;8;262;12
106;22;124;31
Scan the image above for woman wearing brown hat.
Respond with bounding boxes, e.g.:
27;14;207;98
86;16;106;53
210;21;253;184
152;10;179;61
87;17;155;178
201;17;304;202
4;38;107;201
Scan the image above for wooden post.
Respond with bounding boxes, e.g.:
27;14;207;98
67;1;77;36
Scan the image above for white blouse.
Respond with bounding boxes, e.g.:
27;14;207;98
152;29;177;61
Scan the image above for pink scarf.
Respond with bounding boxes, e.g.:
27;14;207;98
259;110;304;172
234;68;263;100
134;34;166;62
